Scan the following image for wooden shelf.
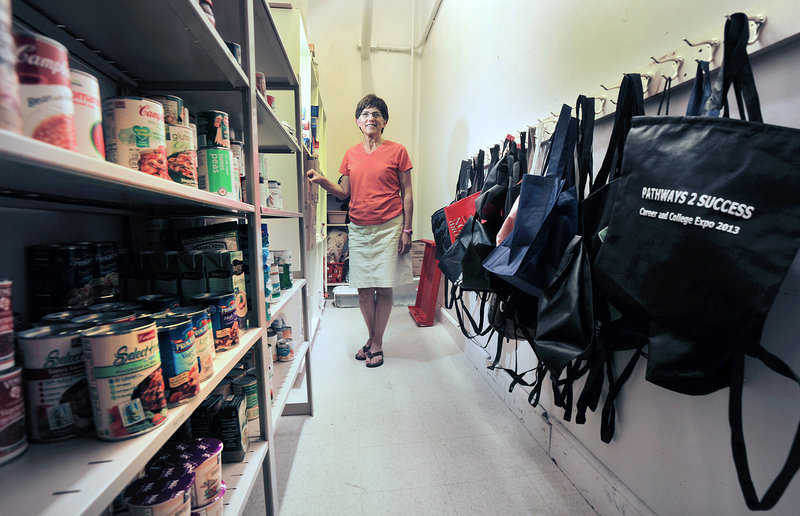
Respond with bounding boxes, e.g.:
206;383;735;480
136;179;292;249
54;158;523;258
267;278;306;325
0;328;264;516
271;340;310;430
261;206;304;218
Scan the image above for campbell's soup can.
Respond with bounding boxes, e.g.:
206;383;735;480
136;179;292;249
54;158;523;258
147;95;183;125
82;320;168;440
71;310;135;326
0;278;12;372
17;324;93;441
0;0;22;133
191;292;239;351
197;146;236;200
102;96;167;179
14;32;76;150
38;309;90;325
196;110;229;148
155;317;199;407
70;70;105;159
166;124;198;187
168;306;215;382
0;367;26;465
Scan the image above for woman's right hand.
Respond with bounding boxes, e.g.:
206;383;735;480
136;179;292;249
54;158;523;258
306;168;323;184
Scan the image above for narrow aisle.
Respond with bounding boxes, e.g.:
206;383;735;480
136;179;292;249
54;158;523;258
274;301;596;515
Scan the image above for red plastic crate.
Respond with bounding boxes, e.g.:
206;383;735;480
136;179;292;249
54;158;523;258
327;262;344;283
408;240;441;327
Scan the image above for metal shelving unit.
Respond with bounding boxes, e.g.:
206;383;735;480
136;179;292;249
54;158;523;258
1;1;319;515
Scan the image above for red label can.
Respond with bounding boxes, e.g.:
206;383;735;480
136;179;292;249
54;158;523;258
14;32;76;150
0;0;22;134
0;367;27;465
70;69;105;159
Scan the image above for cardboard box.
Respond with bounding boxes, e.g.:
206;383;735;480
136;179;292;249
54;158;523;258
328;211;347;224
411;240;426;277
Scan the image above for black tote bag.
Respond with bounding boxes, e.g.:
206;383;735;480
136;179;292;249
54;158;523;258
594;14;800;510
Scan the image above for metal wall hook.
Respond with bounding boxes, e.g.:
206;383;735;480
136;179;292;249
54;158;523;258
683;37;720;47
600;83;620;91
594;96;606;114
650;55;684;65
725;14;767;45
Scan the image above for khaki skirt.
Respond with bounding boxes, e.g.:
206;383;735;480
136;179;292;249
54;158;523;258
348;215;413;289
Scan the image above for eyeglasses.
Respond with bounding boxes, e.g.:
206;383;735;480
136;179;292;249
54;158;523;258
359;111;383;119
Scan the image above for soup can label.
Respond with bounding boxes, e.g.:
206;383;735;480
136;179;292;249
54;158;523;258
232;375;258;421
70;69;105;159
166;124;198;187
0;278;12;372
17;325;92;441
156;318;199;407
0;0;22;134
102;97;167;179
197;146;235;200
276;338;294;362
168;307;215;382
196;110;230;148
192;293;239;351
82;320;167;440
14;32;76;150
147;95;184;125
0;367;27;465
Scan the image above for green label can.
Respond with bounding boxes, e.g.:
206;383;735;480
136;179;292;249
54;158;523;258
197;146;235;200
232;375;258;421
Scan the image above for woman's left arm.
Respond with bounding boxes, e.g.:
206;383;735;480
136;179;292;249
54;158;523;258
398;168;413;255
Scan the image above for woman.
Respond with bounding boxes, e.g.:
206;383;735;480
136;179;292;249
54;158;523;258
306;94;413;368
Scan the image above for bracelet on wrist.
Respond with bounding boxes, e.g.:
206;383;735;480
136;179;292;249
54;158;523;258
403;228;413;235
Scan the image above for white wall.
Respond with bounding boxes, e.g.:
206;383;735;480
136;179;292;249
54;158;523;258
306;0;414;193
304;0;800;514
414;1;800;515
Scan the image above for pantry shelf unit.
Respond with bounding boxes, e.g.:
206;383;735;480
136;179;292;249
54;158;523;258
15;0;249;88
267;278;307;325
261;206;304;218
253;0;297;88
0;130;255;214
0;327;264;516
257;93;301;152
221;422;270;516
271;340;311;430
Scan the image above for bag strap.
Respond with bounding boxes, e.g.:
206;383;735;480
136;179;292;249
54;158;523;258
455;159;472;201
469;150;486;195
705;13;763;122
451;286;492;339
575;95;595;203
592;73;645;191
729;348;800;510
686;60;712;116
600;344;644;443
542;104;576;180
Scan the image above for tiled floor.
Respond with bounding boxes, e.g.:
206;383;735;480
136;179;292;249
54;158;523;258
249;301;597;515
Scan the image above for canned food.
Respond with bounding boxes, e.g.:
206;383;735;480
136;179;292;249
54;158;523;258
29;243;95;318
177;251;205;305
17;324;92;441
195;110;229;149
0;367;26;465
232;375;258;421
102;96;167;179
14;31;76;150
230;140;246;187
178;437;223;507
225;41;241;65
279;325;292;340
71;311;135;326
191;292;239;351
274;250;293;290
277;338;294;362
125;471;194;516
70;69;105;159
189;122;198;150
255;72;266;96
39;309;90;325
268;180;282;209
75;240;119;300
155;317;199;407
197;146;235;200
166;124;198;187
0;278;12;371
137;294;180;312
147;95;183;125
168;306;215;382
269;270;280;301
190;481;226;516
0;0;22;133
150;251;179;297
82;320;167;440
267;329;277;362
88;302;141;313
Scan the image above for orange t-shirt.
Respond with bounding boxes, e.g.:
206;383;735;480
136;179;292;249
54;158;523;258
339;140;413;226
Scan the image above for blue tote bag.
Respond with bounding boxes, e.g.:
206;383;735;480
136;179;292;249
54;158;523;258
482;103;578;297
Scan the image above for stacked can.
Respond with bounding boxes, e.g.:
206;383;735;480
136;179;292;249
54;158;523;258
148;95;183;126
231;140;245;202
165;123;198;187
274;250;293;289
155;317;199;407
17;324;93;441
0;0;21;133
0;279;24;464
168;306;215;382
81;320;168;440
0;278;12;371
14;32;76;150
102;97;168;179
70;70;105;159
192;292;239;351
